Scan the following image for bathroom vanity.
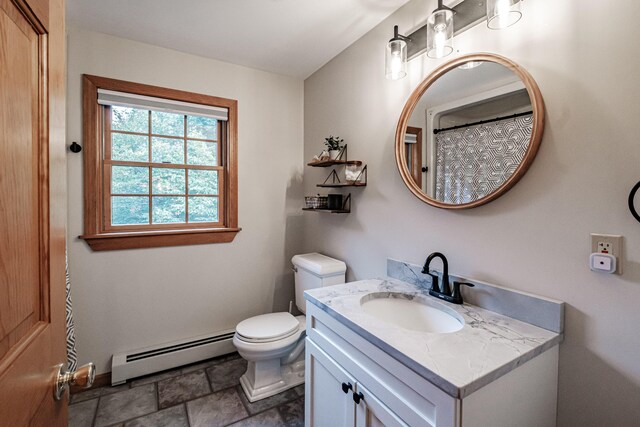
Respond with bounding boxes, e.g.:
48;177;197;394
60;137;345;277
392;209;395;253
304;277;563;427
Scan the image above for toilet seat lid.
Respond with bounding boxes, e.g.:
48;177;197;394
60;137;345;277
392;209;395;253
236;312;300;342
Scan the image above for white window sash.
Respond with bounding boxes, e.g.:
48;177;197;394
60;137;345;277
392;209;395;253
97;89;228;121
405;134;417;144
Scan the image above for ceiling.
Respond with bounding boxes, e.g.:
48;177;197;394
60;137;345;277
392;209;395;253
66;0;411;79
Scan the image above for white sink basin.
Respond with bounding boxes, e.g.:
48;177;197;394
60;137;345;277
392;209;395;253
360;293;464;333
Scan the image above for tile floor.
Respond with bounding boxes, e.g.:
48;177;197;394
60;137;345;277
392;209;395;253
69;353;304;427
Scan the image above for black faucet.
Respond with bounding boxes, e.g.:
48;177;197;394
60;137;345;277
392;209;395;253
422;252;474;304
422;252;450;295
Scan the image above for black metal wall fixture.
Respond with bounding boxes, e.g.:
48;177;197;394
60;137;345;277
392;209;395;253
629;181;640;224
69;141;82;153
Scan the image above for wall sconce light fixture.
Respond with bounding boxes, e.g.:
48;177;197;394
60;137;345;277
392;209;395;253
426;0;454;59
385;25;410;80
385;0;524;80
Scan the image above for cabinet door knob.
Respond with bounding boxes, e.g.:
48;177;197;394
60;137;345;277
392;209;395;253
353;391;364;404
341;382;353;394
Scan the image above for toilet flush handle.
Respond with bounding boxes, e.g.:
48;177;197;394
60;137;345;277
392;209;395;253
291;266;298;273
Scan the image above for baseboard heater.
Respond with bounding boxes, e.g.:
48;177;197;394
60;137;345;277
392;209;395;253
111;330;236;385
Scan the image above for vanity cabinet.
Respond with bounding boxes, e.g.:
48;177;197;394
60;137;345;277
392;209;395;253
305;302;559;427
307;340;407;427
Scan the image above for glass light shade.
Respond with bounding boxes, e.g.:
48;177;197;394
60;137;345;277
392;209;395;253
385;39;407;80
487;0;522;30
426;9;454;59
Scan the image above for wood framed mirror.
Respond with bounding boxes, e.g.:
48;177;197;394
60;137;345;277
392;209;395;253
395;53;545;209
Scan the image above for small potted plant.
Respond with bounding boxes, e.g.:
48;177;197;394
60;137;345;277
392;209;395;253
324;135;344;160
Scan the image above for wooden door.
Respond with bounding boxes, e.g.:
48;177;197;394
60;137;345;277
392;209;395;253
0;0;67;425
305;340;356;427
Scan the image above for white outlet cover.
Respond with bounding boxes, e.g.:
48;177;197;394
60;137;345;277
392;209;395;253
590;253;616;274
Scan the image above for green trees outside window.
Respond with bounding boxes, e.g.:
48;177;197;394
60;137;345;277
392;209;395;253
108;106;220;226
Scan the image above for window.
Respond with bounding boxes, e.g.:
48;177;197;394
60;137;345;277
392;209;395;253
81;75;239;250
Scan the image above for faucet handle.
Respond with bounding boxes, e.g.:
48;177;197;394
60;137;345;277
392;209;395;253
423;270;440;293
452;281;475;304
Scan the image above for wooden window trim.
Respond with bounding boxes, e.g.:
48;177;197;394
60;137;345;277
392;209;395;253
80;75;240;250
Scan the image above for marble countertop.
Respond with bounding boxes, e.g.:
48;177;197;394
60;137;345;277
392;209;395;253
305;278;562;398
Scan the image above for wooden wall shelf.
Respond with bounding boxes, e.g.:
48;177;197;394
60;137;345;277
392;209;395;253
307;160;363;167
302;208;351;214
303;144;366;214
317;182;366;188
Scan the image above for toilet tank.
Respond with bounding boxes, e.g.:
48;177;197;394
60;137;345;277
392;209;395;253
292;253;346;313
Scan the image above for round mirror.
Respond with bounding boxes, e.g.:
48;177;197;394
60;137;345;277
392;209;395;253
395;53;545;209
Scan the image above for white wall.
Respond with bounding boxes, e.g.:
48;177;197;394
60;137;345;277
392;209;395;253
303;0;640;425
66;27;305;374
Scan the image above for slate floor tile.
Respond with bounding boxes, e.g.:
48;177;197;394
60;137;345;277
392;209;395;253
278;396;305;427
124;404;189;427
293;384;305;397
180;356;227;374
228;407;285;427
94;384;157;426
70;387;102;404
130;367;183;388
237;386;300;415
186;388;248;427
158;370;211;409
101;383;131;395
68;398;98;427
206;357;247;392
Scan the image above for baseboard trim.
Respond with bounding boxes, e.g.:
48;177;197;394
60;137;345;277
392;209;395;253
70;372;111;394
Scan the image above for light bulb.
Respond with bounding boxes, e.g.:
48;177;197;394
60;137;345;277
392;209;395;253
434;29;447;58
390;53;403;79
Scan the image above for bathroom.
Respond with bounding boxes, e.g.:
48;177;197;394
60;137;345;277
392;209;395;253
0;0;639;426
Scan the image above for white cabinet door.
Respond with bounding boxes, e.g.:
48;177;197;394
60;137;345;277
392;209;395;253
306;339;357;427
355;382;409;427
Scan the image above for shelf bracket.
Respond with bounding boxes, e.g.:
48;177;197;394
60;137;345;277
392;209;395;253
323;169;342;185
342;193;351;212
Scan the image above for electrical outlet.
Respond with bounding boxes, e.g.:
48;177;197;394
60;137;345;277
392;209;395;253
597;241;612;253
590;234;623;274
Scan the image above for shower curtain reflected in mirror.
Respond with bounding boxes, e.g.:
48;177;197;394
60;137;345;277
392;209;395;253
434;114;533;204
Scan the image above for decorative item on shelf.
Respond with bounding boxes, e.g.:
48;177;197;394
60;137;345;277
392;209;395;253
384;0;525;80
307;144;356;167
346;164;365;184
324;135;344;160
310;150;330;163
305;195;328;209
327;194;343;210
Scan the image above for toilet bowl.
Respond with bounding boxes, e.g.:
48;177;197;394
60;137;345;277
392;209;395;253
233;253;346;402
233;313;306;402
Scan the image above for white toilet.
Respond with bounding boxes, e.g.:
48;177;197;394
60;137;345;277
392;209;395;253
233;253;346;402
